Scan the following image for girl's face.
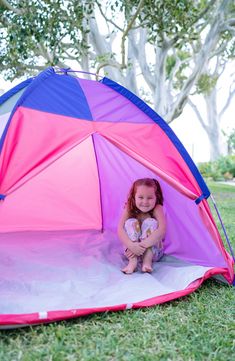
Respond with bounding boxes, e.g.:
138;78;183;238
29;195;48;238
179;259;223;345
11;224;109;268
134;185;156;213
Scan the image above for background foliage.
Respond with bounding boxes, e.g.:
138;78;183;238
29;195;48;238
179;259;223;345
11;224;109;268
198;155;235;180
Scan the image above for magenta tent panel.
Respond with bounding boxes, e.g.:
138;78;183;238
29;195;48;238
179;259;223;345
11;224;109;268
78;77;153;124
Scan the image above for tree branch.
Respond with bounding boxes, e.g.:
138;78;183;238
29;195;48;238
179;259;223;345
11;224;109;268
129;28;155;92
88;15;123;81
0;0;24;15
225;18;235;26
0;63;45;74
168;0;229;121
209;41;228;59
95;60;121;79
188;98;209;132
37;43;54;63
0;13;10;26
219;82;235;120
63;52;79;61
121;0;145;68
224;25;235;33
96;1;123;32
168;53;190;84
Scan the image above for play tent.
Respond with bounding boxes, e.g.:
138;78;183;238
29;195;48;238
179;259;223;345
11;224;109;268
0;67;234;328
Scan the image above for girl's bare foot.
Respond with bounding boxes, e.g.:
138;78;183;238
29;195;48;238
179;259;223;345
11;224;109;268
142;264;153;273
142;248;153;273
122;257;138;274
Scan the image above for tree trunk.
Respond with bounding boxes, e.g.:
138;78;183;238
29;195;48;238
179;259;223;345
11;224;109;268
154;45;169;118
208;127;222;161
205;88;223;161
125;32;139;96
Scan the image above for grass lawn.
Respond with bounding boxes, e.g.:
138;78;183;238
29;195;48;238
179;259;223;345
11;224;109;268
1;182;234;361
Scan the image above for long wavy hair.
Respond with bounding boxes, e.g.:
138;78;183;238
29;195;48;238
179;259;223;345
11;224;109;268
126;178;164;217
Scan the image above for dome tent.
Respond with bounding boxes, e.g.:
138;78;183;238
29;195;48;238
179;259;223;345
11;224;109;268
0;67;234;328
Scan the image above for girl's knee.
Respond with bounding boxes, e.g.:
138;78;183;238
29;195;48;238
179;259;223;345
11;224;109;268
141;218;158;239
124;218;141;242
142;217;158;228
125;217;137;225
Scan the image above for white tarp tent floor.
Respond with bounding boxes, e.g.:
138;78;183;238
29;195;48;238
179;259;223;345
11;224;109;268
0;230;213;315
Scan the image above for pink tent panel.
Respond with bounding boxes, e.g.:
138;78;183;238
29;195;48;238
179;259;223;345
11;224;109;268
0;136;102;231
0;107;93;193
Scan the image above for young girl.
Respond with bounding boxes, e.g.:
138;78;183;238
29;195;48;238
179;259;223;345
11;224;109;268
118;178;166;274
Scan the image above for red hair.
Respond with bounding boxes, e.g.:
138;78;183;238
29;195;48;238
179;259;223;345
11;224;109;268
126;178;164;217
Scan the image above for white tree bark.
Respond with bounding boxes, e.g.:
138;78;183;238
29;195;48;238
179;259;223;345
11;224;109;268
205;88;222;160
154;44;169;117
189;78;235;161
125;32;139;96
88;16;124;83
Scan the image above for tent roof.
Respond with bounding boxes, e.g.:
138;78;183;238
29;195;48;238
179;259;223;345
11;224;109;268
0;67;209;201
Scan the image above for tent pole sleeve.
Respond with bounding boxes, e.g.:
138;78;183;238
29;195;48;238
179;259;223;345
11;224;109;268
210;194;235;262
91;134;104;232
195;193;209;204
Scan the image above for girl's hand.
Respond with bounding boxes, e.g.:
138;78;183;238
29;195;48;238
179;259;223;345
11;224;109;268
125;248;135;258
128;242;146;256
139;239;151;248
140;239;163;249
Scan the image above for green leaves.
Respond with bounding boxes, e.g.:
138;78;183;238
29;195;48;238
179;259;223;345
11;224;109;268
0;0;88;79
136;0;201;45
196;73;218;95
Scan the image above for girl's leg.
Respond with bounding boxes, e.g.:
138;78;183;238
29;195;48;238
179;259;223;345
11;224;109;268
142;248;154;273
122;218;140;274
122;255;138;274
141;218;159;273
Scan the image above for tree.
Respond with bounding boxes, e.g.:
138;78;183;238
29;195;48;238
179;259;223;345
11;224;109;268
187;5;235;161
223;128;235;155
0;0;234;154
188;61;235;160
